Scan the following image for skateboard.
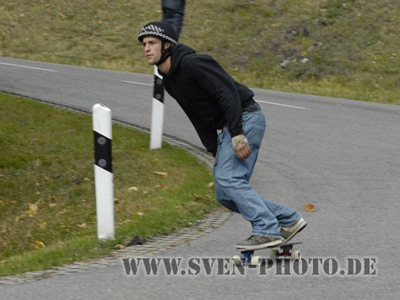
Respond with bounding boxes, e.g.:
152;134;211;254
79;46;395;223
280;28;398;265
233;241;302;266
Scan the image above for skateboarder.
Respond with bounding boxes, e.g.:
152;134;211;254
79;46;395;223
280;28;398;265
138;22;307;250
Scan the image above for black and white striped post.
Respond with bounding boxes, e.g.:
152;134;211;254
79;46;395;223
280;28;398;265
150;66;165;149
92;104;115;241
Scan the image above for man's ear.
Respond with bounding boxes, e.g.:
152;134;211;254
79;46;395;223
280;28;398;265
164;42;172;50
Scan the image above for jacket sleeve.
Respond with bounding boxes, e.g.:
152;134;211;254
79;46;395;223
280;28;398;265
188;57;244;137
177;101;218;156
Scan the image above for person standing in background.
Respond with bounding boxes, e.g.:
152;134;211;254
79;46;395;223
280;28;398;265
162;0;186;38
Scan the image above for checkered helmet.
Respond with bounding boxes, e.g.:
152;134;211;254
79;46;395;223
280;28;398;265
138;21;178;45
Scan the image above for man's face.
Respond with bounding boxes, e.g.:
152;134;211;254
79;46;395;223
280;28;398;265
142;36;162;65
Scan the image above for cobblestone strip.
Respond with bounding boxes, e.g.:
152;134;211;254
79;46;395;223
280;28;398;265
0;107;232;285
0;209;231;285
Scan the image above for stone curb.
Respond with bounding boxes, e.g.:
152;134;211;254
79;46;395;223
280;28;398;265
0;209;231;285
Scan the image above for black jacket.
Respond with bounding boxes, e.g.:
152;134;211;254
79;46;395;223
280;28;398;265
160;44;255;156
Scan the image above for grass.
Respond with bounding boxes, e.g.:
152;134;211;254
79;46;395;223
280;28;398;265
0;92;217;277
0;0;399;104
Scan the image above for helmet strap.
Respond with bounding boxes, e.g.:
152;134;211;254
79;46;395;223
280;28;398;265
156;40;172;66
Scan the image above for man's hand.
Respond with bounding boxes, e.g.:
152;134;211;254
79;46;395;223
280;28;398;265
232;134;252;160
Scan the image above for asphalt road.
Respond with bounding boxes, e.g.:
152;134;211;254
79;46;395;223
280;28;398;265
1;57;400;299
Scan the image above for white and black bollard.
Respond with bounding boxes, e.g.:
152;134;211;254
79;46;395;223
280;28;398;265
150;66;165;149
92;104;115;241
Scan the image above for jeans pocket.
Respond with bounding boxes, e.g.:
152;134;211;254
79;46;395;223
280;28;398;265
243;119;266;150
214;130;225;168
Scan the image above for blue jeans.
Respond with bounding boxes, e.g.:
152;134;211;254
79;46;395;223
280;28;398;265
162;0;186;39
213;110;301;238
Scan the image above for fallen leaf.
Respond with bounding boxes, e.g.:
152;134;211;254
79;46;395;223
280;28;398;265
136;212;144;217
208;182;215;188
305;203;316;212
157;183;168;189
128;186;139;192
83;177;90;182
194;194;211;200
15;215;25;222
120;220;131;225
34;240;45;249
114;244;126;250
39;221;47;230
28;203;38;217
78;223;87;229
56;209;67;216
153;171;168;178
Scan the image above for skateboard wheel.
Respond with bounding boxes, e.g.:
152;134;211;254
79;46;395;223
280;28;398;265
250;255;260;266
233;255;241;266
269;249;279;259
291;250;301;260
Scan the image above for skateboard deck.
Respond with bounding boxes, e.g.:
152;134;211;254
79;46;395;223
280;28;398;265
233;241;302;266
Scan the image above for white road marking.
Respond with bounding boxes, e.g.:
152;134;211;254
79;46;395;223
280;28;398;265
122;80;152;87
122;80;308;110
256;99;308;110
0;62;58;72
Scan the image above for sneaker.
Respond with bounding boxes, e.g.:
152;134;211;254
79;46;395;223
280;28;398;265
235;235;283;250
280;218;307;243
